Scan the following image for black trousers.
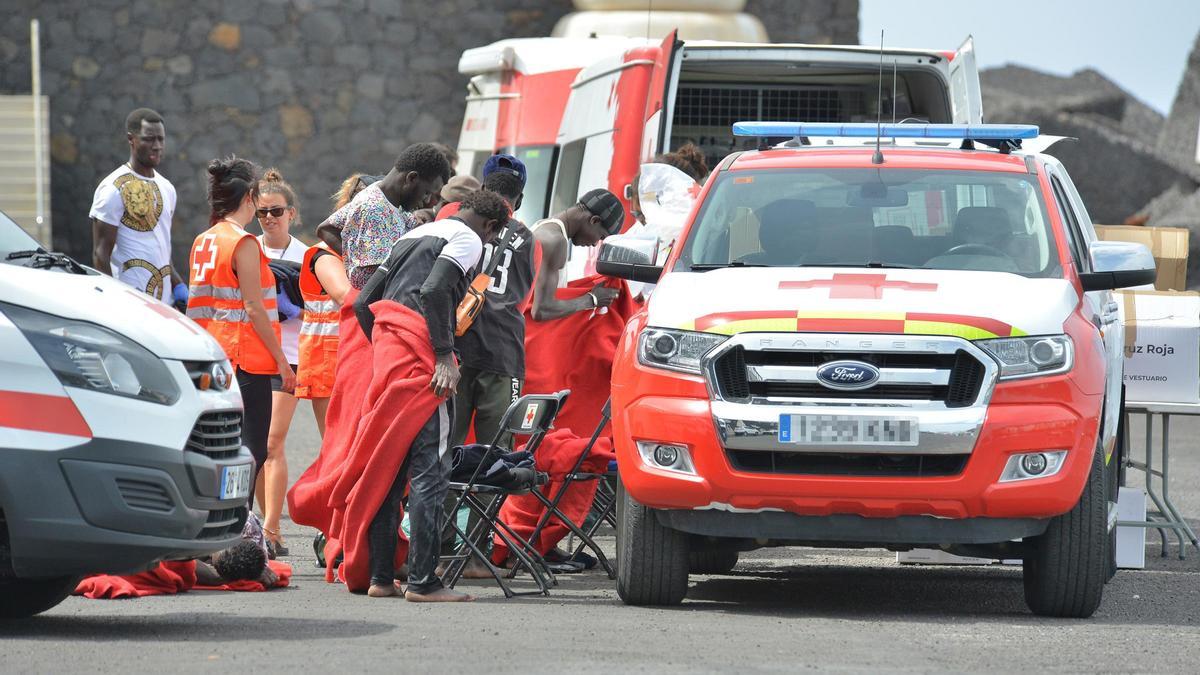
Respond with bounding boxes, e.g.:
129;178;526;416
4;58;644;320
368;401;453;593
236;369;273;508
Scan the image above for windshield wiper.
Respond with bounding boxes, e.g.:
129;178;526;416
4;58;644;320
814;261;918;269
689;261;768;271
5;249;88;274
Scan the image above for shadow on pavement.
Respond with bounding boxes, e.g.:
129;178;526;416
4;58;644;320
671;562;1199;627
1;612;395;641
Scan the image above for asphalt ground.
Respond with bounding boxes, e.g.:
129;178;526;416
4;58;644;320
3;405;1198;673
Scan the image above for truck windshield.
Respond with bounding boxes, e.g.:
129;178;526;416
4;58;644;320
676;168;1061;278
0;209;42;258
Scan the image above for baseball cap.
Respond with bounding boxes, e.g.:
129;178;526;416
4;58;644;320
482;153;527;189
440;174;480;203
579;188;626;235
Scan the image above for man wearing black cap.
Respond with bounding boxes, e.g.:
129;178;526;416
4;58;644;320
529;188;624;321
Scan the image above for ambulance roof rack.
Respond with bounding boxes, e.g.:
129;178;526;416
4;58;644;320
731;122;1040;154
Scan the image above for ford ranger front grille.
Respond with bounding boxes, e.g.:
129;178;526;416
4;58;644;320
711;346;985;407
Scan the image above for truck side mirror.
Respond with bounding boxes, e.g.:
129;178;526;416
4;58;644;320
596;234;663;284
1081;241;1157;291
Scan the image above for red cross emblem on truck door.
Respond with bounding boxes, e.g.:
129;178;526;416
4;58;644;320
779;274;938;300
191;234;218;284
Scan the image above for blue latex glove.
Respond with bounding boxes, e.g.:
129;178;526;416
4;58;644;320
172;282;189;305
276;288;301;321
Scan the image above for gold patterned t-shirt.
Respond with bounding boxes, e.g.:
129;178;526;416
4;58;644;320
89;165;177;301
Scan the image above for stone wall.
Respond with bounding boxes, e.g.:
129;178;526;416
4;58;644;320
0;0;858;263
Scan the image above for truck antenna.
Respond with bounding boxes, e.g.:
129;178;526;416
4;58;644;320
873;29;885;165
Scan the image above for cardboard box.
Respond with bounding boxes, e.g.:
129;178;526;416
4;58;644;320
1116;290;1200;403
1094;225;1189;291
1116;486;1147;570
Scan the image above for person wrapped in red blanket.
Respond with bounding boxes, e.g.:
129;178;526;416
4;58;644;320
75;548;292;598
336;192;506;600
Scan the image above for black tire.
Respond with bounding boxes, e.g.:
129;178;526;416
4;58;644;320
689;549;739;574
0;576;78;619
1022;442;1107;618
615;476;689;605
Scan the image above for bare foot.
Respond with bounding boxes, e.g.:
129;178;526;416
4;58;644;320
405;587;475;602
367;583;398;598
462;559;496;579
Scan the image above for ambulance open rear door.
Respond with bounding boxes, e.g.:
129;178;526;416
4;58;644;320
949;36;983;124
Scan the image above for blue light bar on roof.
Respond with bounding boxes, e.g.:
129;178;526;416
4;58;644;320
731;122;1040;140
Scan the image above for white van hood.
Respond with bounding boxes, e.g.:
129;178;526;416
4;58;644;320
649;267;1078;339
0;265;226;361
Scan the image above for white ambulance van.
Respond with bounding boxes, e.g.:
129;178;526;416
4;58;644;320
0;210;253;617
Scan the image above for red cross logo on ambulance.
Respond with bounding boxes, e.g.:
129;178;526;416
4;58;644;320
191;234;218;284
520;402;540;430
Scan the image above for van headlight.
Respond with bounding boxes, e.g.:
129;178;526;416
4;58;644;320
2;302;181;405
975;335;1073;380
638;328;727;374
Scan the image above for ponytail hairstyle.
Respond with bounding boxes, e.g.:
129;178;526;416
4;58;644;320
258;167;300;227
331;173;365;210
207;155;259;224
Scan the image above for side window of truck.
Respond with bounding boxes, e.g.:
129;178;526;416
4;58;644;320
1049;175;1091;273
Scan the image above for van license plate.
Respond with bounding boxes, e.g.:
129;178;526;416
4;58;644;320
220;464;253;500
778;415;919;446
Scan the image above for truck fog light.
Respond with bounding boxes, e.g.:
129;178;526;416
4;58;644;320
1021;453;1048;475
654;444;679;466
1000;450;1067;483
637;441;696;475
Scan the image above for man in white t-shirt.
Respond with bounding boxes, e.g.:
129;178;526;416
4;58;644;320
89;108;183;304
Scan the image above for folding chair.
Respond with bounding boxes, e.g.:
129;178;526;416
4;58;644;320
440;390;570;598
525;399;617;579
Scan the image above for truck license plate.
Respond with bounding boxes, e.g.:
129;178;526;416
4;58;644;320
778;414;919;446
220;464;253;500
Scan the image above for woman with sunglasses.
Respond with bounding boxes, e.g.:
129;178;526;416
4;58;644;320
253;168;307;557
186;157;292;512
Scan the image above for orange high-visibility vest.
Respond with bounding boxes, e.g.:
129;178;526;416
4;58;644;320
186;221;280;375
295;242;342;399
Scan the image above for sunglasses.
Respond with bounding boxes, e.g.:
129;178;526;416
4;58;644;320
256;206;289;218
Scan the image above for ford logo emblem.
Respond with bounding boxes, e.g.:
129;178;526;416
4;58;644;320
816;360;880;391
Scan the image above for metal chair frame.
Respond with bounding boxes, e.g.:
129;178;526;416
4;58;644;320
439;390;570;598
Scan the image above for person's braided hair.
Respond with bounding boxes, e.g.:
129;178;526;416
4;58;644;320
394;143;452;184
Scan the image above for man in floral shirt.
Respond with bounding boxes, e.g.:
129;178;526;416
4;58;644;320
317;143;451;288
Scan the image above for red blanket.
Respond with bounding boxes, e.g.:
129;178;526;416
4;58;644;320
319;300;444;592
522;275;638;438
288;288;413;582
74;560;291;598
492;429;615;562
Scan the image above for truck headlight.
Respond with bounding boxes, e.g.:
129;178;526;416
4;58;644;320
2;302;181;405
638;328;727;374
975;335;1073;380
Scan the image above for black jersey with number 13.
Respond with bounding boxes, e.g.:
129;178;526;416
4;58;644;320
456;218;535;378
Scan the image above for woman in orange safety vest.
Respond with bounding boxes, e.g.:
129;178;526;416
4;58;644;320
186;156;294;507
295;241;349;435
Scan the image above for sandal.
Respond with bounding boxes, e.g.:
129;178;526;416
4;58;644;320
264;527;289;558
